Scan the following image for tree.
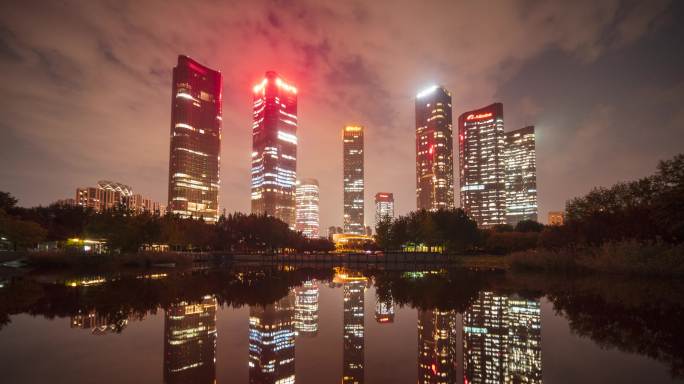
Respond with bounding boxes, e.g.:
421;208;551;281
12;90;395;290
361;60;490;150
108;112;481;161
515;220;544;233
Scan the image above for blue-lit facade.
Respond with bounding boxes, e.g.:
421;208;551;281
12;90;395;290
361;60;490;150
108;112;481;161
249;292;296;383
251;71;298;228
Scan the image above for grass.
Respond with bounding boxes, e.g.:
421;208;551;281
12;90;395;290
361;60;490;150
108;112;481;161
507;240;684;277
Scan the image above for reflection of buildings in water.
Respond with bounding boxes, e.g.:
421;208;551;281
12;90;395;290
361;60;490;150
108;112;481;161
70;310;138;335
295;279;319;336
249;291;296;384
507;297;542;383
342;277;367;383
163;296;217;384
417;309;457;384
462;292;541;384
374;297;394;324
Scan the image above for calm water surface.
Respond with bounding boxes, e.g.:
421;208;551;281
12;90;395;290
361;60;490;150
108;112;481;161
0;266;682;383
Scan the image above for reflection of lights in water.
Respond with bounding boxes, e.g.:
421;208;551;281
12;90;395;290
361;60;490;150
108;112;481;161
295;280;319;336
249;292;296;383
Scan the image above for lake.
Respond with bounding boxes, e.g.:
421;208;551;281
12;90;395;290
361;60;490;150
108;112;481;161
0;265;682;383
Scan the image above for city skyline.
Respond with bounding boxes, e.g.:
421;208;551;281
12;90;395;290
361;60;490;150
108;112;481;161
2;1;683;231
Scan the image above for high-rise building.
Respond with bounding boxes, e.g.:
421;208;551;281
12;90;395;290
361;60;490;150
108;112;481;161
505;126;537;225
295;279;319;336
374;192;394;226
458;103;506;227
251;71;298;228
295;179;320;238
416;86;455;211
418;309;457;384
167;55;222;223
343;126;365;234
164;296;217;384
249;293;296;384
548;211;564;226
374;297;394;324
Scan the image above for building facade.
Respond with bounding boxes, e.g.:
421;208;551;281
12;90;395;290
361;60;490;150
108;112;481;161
167;55;222;223
343;126;365;234
548;211;564;226
250;71;298;228
505;126;537;225
342;278;366;383
458;103;507;227
417;309;457;384
164;296;217;384
295;178;320;238
374;192;394;227
416;86;455;211
75;180;163;214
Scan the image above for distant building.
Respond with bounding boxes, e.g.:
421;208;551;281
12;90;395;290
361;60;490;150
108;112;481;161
505;126;537;225
295;179;320;238
415;85;455;211
374;192;394;226
251;71;298;228
164;296;217;384
249;292;296;383
167;55;222;223
375;297;394;324
343;125;365;234
295;280;319;336
458;103;506;227
75;180;162;214
548;211;564;226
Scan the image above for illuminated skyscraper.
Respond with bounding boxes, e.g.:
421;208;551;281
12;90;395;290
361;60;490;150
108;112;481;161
418;309;457;384
416;86;455;211
458;103;506;227
295;179;320;238
164;296;217;384
507;296;542;384
505;126;537;225
251;71;298;228
167;55;222;223
343;126;365;234
374;192;394;226
295;279;319;336
249;292;296;384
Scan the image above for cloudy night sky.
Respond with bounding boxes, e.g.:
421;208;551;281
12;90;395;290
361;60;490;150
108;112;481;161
0;0;683;229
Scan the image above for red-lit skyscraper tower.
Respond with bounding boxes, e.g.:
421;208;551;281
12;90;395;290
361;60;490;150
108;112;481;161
415;86;455;211
167;55;222;223
251;71;298;228
458;103;506;227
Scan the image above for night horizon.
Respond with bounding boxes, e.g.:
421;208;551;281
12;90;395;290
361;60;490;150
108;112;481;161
1;1;683;230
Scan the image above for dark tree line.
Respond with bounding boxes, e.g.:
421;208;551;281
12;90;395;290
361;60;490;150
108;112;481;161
0;193;333;253
556;153;684;246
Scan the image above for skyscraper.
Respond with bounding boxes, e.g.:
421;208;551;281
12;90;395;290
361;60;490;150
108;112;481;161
249;292;296;383
507;296;542;383
251;71;298;228
343;126;364;234
463;291;509;383
374;192;394;226
164;296;217;384
294;279;319;336
505;126;537;225
295;179;320;238
416;86;455;211
458;103;506;227
167;55;222;223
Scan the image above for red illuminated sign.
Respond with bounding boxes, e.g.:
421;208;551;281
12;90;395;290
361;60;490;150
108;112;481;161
465;112;492;121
